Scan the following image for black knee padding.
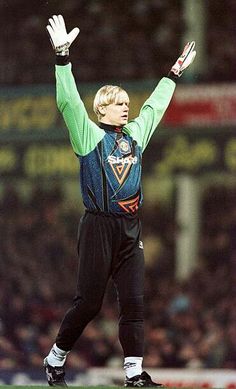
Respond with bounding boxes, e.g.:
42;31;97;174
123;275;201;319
73;295;103;320
119;295;144;323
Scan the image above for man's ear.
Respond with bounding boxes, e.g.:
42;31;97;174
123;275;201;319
98;105;106;116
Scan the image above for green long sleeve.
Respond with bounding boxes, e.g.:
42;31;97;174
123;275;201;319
55;63;104;156
124;77;176;151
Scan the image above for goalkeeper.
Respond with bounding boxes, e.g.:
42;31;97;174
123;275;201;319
44;15;196;387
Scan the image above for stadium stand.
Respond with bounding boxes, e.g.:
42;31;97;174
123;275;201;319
0;0;235;84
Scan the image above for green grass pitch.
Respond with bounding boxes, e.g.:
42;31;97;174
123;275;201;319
0;384;163;388
0;384;188;389
1;384;140;388
0;386;224;389
0;386;136;389
0;386;207;389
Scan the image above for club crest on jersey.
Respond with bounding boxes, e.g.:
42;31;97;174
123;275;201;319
117;138;131;154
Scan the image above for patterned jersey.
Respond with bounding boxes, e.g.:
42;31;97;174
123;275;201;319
55;63;176;214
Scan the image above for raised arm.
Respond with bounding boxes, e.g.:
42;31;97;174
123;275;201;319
125;42;196;152
46;15;104;156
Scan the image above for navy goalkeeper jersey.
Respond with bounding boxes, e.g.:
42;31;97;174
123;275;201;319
55;63;176;214
79;124;142;214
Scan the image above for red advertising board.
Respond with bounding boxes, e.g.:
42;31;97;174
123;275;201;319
164;83;236;127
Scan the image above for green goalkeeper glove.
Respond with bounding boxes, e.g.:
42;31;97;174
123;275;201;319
171;41;196;77
46;15;80;56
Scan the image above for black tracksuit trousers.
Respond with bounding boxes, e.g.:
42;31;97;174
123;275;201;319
56;210;145;357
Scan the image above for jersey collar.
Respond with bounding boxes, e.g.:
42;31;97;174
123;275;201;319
99;122;123;133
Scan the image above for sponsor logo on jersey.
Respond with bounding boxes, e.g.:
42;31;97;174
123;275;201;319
107;155;137;185
107;155;138;165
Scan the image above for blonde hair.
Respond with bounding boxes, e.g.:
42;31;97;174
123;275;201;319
93;85;128;120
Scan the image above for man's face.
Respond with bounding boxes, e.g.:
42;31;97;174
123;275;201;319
100;91;130;126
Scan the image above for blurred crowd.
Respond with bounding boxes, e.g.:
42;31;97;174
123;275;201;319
0;181;235;371
0;0;236;85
